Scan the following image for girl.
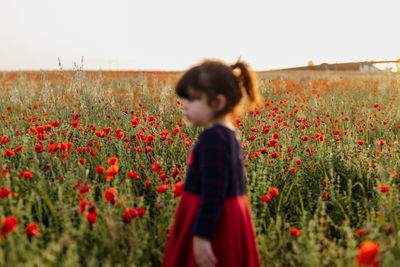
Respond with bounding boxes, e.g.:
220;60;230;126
162;58;262;267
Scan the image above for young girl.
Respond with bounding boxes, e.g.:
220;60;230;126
162;59;262;267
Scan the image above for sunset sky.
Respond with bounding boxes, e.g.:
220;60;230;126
0;0;399;71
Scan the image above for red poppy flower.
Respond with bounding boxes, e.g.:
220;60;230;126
104;188;116;205
95;131;105;138
128;171;139;179
261;194;272;203
269;187;279;197
145;134;155;145
0;188;12;199
19;171;33;179
137;206;145;218
51;121;60;127
290;227;300;237
107;157;118;165
0;136;9;145
152;161;161;173
156;184;168;193
102;127;111;134
124;208;138;223
87;209;97;224
79;200;93;215
270;152;281;159
25;223;41;237
1;216;18;237
172;181;184;198
96;166;105;174
79;185;91;194
355;241;380;266
380;185;389;193
3;148;15;157
105;165;119;181
14;146;24;152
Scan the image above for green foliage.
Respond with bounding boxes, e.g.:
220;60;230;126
0;70;400;266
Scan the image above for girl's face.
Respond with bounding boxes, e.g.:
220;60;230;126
181;93;215;128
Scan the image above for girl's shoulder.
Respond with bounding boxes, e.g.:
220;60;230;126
197;124;240;147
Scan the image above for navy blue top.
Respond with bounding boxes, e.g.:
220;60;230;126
183;124;247;240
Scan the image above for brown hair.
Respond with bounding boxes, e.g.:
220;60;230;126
175;58;262;120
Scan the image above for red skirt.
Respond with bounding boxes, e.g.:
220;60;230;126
162;190;261;267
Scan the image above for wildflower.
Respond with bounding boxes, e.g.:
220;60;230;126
105;165;119;181
355;241;380;266
156;184;168;193
290;167;296;173
269;187;279;197
172;181;184;198
87;208;97;224
158;172;167;181
145;134;155;145
79;158;87;165
104;188;116;205
295;159;301;165
261;194;271;203
124;208;138;223
356;228;369;237
25;223;41;237
290;227;300;237
19;171;33;179
1;216;18;237
152;161;161;172
35;143;44;153
144;180;152;187
51;121;60;127
357;140;365;146
301;136;308;141
95;131;105;138
96;166;105;174
378;140;386;146
322;191;328;199
107;157;118;165
3;149;15;157
380;184;389;193
79;200;93;215
79;185;91;194
0;188;12;199
0;136;9;145
270;152;281;159
128;171;139;179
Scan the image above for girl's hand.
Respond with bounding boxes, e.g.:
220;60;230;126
193;235;218;267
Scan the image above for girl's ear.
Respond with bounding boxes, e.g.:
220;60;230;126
213;94;227;112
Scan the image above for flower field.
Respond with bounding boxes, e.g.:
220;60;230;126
1;69;400;266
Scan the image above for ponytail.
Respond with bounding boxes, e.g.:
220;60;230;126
230;59;262;108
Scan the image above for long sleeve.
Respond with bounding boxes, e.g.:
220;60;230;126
192;129;229;240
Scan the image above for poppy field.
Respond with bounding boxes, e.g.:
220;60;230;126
1;69;400;266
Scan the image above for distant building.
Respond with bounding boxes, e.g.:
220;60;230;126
270;59;400;72
359;64;379;72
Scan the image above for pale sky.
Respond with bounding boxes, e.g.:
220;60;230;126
0;0;399;71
